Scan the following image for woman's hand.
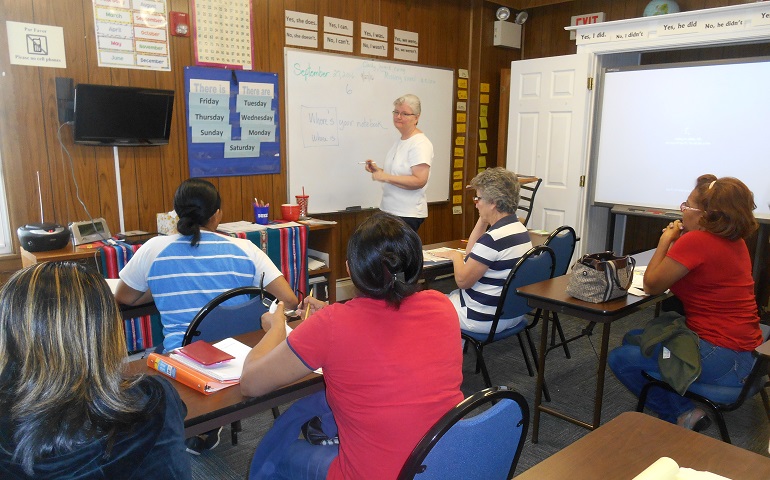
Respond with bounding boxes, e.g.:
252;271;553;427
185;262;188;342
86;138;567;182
660;219;684;247
261;302;287;333
433;249;464;262
299;296;328;318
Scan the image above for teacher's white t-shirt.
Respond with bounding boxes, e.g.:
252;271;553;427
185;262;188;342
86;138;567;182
380;133;433;218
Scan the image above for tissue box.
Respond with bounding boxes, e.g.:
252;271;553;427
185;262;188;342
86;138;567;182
157;211;178;235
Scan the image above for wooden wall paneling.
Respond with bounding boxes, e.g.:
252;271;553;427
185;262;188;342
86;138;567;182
0;0;36;251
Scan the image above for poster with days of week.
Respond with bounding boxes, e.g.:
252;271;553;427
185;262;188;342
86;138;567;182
185;66;280;177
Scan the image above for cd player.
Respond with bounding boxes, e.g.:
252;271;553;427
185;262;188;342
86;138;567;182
17;222;71;252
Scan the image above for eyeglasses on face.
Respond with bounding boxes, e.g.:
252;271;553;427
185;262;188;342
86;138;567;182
473;196;483;203
680;201;703;213
392;111;416;118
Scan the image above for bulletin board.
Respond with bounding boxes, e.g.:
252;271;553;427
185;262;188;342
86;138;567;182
185;66;280;177
284;48;453;213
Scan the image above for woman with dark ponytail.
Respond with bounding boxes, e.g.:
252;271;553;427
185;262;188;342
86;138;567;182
241;212;463;480
116;178;298;353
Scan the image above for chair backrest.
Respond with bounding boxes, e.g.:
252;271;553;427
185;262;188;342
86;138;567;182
516;177;542;227
543;225;578;276
486;245;556;341
398;386;529;480
181;286;276;346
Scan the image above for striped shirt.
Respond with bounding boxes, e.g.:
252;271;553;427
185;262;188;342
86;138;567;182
460;216;532;323
119;232;282;351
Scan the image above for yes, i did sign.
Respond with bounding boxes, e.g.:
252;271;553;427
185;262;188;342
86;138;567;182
570;12;606;40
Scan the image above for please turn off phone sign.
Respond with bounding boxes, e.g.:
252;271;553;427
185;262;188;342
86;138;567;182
570;12;605;40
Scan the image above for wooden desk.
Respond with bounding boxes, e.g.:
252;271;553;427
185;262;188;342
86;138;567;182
125;326;325;437
516;275;662;442
515;411;770;479
421;231;548;283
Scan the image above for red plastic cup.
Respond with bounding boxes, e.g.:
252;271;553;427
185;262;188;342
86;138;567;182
295;195;309;218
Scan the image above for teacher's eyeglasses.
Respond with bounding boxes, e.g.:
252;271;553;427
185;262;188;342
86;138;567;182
392;111;416;118
680;201;703;213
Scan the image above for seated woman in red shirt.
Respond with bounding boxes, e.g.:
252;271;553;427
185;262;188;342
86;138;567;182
608;174;762;430
241;212;464;480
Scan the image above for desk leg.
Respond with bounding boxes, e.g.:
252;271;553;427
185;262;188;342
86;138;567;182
532;309;550;444
592;322;612;429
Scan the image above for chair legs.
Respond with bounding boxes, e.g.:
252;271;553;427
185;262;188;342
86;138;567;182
637;378;733;443
231;420;241;445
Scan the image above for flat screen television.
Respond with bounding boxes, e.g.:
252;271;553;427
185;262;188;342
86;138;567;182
73;84;175;146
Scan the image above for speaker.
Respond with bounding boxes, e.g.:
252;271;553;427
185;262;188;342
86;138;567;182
55;77;74;124
17;222;71;252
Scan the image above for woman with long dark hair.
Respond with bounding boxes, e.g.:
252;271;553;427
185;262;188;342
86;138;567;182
116;178;298;353
242;212;463;479
0;262;190;478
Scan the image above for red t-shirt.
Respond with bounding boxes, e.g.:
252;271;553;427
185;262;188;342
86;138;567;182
667;230;761;351
287;290;464;480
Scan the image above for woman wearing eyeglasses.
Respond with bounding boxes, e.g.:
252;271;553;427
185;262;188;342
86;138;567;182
434;167;533;334
609;174;762;431
363;94;433;231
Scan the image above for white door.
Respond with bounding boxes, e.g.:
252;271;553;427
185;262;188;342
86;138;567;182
506;54;592;238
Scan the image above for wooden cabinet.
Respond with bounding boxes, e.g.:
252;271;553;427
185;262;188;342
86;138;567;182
20;245;101;271
306;224;339;303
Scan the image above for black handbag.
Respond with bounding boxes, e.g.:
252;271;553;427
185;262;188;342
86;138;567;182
566;252;636;303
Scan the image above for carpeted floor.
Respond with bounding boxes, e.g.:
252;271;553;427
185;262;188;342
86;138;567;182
187;303;770;479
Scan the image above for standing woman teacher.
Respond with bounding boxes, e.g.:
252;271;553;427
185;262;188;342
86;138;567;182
364;94;433;231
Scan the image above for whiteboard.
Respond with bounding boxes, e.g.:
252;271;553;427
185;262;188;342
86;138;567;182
284;48;453;213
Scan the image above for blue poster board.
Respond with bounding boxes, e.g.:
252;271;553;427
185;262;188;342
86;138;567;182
184;66;280;177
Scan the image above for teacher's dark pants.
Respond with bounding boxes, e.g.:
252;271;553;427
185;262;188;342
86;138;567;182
400;216;424;232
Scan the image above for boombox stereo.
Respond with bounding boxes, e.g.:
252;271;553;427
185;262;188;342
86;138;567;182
17;222;71;252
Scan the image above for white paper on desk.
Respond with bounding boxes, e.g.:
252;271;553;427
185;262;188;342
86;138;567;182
106;278;120;295
632;457;732;480
170;338;251;382
423;247;464;263
632;266;647;290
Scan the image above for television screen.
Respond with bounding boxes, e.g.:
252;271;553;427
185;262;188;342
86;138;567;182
592;57;770;221
73;84;174;146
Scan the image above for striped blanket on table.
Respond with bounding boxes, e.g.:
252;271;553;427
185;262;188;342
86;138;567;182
220;225;309;300
97;241;160;353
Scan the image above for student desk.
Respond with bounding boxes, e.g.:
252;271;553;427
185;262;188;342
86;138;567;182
421;230;548;283
125;324;324;437
516;273;663;443
516;411;770;479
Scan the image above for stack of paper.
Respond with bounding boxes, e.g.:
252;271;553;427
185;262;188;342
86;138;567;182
217;221;266;234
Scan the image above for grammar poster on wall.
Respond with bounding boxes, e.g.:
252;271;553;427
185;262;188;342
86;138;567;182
184;66;280;177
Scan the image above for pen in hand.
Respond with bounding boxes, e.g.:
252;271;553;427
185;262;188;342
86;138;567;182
303;298;313;320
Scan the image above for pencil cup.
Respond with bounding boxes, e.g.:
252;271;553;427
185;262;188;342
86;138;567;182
254;205;269;225
295;195;309;219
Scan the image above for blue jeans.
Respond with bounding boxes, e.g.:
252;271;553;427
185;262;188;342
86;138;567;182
608;328;755;423
274;440;338;480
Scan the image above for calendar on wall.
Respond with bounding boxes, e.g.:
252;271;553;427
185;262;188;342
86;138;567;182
192;0;254;70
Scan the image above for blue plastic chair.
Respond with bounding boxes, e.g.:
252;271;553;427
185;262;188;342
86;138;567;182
182;286;277;444
461;245;556;389
516;177;542;227
182;286;275;346
636;323;770;443
398;386;529;480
